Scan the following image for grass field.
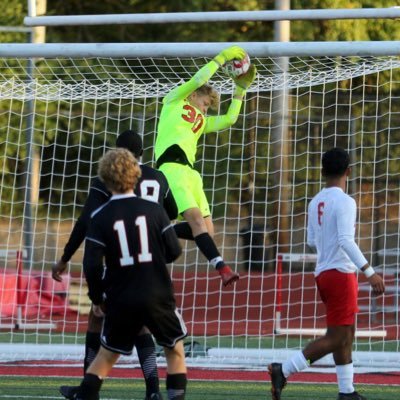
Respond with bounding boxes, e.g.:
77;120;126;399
0;332;398;399
0;376;398;400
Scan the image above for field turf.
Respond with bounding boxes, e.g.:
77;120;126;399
0;376;399;400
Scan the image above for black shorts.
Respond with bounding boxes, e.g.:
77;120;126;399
100;298;187;355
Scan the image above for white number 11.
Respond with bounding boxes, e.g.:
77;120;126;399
113;216;152;266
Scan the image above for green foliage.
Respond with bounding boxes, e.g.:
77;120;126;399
0;0;28;43
3;0;400;226
44;0;273;43
6;0;400;44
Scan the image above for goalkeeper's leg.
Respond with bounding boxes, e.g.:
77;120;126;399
160;163;238;286
184;209;239;286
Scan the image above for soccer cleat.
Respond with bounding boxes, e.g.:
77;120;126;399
145;393;164;400
337;392;367;400
70;393;99;400
268;363;287;400
218;265;239;286
59;385;79;399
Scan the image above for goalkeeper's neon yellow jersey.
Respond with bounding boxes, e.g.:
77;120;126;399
155;59;243;166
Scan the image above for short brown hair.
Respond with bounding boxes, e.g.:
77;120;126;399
195;84;219;110
98;148;142;193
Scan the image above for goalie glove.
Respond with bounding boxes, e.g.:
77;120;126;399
234;64;257;98
218;265;240;287
214;45;247;66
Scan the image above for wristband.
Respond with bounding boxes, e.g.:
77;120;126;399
234;86;246;98
363;266;375;278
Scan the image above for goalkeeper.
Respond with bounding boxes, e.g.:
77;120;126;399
155;45;256;286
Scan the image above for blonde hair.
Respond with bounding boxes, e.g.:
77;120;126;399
98;148;142;193
195;84;219;110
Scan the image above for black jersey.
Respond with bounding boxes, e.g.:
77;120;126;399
84;194;181;306
61;164;177;263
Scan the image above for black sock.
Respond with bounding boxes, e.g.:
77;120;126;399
84;331;101;373
194;232;225;269
79;373;103;400
135;333;160;396
174;222;194;240
166;373;187;400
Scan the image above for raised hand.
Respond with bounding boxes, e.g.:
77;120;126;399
214;46;247;65
234;64;257;98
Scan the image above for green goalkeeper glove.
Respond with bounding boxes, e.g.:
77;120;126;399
234;64;257;98
214;46;247;66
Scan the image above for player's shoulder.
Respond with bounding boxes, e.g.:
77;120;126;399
163;86;187;104
135;196;168;219
140;163;159;177
90;176;110;196
331;187;353;201
90;198;112;219
340;191;356;206
330;189;355;210
141;196;165;208
140;164;167;181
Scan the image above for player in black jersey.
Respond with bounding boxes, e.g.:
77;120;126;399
72;148;186;400
53;130;177;400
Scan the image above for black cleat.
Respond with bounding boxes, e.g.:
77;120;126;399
337;392;367;400
59;385;99;400
268;363;287;400
145;393;164;400
59;385;79;399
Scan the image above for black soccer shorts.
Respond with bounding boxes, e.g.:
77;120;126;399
100;298;187;355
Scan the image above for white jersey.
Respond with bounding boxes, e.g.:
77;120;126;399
307;186;368;276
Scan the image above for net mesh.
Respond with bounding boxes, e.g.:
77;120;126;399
0;54;399;369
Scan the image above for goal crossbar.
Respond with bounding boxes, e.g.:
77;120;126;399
23;8;400;27
1;41;400;58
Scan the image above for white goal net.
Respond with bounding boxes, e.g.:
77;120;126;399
0;50;399;371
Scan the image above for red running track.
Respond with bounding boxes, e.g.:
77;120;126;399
0;362;399;386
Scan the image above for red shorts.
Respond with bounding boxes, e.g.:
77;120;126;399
315;269;359;326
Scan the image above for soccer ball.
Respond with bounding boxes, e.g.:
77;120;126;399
222;53;251;79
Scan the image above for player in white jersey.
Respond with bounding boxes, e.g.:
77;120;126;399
268;147;385;400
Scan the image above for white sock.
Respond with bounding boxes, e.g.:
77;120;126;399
210;256;223;268
282;351;309;378
336;363;355;394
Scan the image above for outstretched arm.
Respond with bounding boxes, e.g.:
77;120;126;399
163;46;247;104
204;64;257;133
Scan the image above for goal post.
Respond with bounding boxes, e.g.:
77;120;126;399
0;41;399;370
